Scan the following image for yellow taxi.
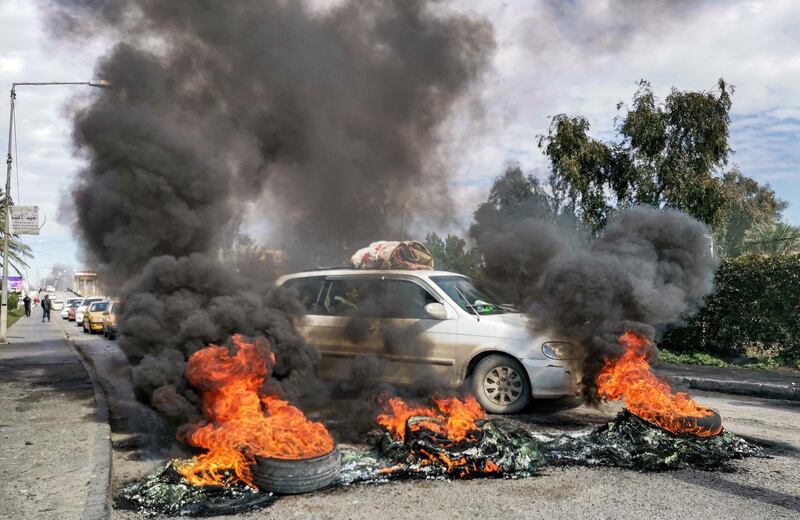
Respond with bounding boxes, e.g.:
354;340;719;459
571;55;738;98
103;300;119;339
83;300;111;334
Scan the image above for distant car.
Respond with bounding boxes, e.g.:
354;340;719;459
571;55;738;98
75;297;104;326
103;300;119;339
83;300;110;334
50;299;65;311
46;285;55;292
64;300;81;320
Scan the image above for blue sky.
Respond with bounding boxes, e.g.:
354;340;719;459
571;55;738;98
729;109;800;223
1;0;799;285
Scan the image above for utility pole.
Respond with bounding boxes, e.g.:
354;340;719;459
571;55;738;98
2;86;18;344
1;81;110;344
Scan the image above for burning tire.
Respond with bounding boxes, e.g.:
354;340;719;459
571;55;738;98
470;354;531;414
251;448;341;495
649;408;723;436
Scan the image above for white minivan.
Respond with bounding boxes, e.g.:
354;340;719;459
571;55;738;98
275;269;583;414
75;297;104;326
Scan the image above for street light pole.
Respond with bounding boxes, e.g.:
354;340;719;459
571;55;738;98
1;80;110;344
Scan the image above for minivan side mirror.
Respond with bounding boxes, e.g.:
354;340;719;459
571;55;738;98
424;302;448;320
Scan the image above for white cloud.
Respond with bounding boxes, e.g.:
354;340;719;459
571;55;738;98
441;0;800;224
0;55;22;72
0;0;109;281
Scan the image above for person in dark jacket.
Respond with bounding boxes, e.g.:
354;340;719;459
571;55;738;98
23;294;31;317
41;295;51;322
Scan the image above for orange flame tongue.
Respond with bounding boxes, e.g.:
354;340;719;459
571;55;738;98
176;335;335;488
597;331;722;437
376;395;485;443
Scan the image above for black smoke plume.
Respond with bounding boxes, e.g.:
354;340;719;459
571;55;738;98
41;0;494;421
475;205;717;401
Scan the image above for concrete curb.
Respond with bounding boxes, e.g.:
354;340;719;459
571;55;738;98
662;374;800;401
62;328;112;520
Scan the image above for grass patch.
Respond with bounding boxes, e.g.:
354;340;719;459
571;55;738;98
658;350;730;367
7;308;25;328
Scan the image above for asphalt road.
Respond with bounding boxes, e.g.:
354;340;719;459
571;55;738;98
64;321;800;520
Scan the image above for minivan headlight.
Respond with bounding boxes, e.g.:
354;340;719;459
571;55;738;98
542;341;580;360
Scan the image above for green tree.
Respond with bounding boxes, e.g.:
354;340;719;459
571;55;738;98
538;79;733;231
714;170;788;257
470;164;570;239
425;232;483;280
741;222;800;257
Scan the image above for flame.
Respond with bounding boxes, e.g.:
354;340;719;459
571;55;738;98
176;334;335;487
597;331;722;437
376;395;485;443
376;395;500;475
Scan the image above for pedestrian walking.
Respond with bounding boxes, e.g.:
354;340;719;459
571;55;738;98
23;294;31;317
41;294;51;323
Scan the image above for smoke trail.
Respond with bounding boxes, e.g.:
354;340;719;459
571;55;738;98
41;0;494;420
475;205;716;400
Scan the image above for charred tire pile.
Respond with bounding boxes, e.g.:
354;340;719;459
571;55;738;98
252;448;341;495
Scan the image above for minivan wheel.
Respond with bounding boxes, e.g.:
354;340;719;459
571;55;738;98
470;354;531;414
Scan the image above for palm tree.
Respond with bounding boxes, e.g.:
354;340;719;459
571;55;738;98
742;222;800;256
0;191;34;275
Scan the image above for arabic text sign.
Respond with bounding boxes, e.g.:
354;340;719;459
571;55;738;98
10;206;39;235
6;276;22;292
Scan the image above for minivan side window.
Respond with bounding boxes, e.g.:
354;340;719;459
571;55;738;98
321;278;384;318
281;276;325;314
382;279;438;319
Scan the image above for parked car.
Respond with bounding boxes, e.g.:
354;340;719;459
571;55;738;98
50;299;65;311
63;297;83;319
66;302;80;320
75;297;104;326
274;269;584;414
103;300;119;339
83;300;110;334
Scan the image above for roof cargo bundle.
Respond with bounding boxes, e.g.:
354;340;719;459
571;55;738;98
351;241;434;270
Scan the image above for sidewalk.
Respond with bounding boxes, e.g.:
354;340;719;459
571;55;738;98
0;314;110;520
657;363;800;401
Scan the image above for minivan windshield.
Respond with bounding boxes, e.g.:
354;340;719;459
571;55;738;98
431;276;516;315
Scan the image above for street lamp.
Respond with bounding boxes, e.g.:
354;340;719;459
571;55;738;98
1;80;110;344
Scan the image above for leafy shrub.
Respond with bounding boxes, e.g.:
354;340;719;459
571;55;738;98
661;254;800;362
8;292;19;310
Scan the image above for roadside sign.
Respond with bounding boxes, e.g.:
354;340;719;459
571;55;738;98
6;276;22;292
9;206;39;235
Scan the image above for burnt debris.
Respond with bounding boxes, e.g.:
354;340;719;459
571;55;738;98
118;413;760;517
115;462;276;518
540;410;760;472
